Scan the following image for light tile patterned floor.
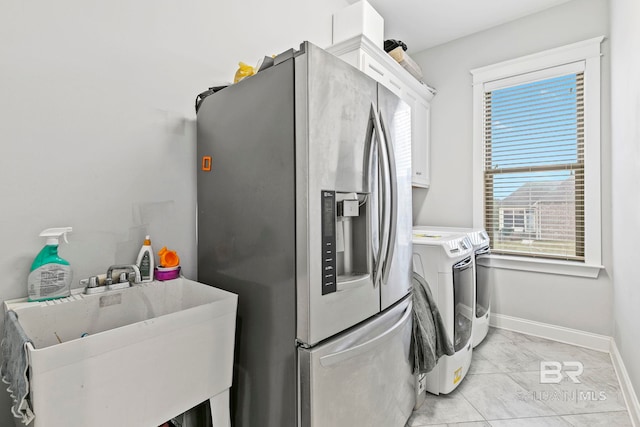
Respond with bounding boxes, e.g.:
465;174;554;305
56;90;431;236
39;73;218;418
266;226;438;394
408;327;633;427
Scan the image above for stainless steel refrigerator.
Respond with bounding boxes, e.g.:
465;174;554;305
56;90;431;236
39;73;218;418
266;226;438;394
196;41;414;427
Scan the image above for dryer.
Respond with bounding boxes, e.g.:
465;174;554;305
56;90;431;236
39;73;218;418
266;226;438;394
414;226;491;348
412;231;474;395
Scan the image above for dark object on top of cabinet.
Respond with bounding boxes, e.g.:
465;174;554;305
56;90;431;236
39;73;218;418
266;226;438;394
384;39;407;53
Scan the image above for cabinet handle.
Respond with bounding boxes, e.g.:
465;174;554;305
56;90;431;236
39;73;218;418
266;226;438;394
389;79;402;90
368;63;384;77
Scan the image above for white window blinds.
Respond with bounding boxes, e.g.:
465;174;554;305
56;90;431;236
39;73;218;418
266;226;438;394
483;70;585;261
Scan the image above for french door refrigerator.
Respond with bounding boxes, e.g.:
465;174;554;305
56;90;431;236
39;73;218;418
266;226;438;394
196;41;414;427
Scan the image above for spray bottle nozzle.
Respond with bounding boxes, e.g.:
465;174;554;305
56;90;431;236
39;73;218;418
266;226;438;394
39;227;73;245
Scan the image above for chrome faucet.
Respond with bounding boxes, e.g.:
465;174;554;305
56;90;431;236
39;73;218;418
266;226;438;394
106;264;142;289
82;264;142;295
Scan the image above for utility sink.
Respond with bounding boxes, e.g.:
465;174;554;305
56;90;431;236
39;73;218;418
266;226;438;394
4;278;237;427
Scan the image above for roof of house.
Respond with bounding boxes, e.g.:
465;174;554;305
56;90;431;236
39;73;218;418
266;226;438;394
499;176;575;207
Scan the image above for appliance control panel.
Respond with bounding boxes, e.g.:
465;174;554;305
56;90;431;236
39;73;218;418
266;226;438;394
321;191;337;295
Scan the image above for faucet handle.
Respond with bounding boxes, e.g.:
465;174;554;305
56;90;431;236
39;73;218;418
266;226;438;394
83;276;106;295
80;276;100;288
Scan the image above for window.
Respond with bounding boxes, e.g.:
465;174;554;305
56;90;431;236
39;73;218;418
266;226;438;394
471;37;603;271
485;70;584;260
499;207;538;234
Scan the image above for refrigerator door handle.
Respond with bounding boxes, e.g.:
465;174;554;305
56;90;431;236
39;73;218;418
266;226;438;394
371;105;390;289
364;103;381;289
378;113;398;285
319;300;412;367
364;103;376;193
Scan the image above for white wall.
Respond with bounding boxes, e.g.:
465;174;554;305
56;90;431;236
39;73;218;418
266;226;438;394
412;0;613;335
0;0;347;424
611;0;640;405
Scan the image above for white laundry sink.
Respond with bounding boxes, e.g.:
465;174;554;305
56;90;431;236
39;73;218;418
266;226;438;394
4;278;237;427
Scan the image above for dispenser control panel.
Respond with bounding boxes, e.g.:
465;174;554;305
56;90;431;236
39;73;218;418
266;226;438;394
321;191;337;295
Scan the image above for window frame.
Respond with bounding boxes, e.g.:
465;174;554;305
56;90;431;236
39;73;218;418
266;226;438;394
499;207;538;234
471;37;604;278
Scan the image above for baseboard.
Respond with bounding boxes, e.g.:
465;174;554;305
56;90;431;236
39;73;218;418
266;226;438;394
611;340;640;427
489;313;611;352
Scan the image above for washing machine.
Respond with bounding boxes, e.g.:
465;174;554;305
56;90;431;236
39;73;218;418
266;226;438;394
412;231;474;395
414;226;491;348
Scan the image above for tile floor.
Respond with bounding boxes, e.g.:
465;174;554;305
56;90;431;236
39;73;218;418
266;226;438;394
408;327;633;426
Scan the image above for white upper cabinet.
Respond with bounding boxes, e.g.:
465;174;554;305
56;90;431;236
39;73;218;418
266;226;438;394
411;98;431;186
327;35;436;188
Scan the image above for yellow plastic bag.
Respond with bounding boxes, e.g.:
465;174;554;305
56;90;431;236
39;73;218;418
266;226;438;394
234;62;255;83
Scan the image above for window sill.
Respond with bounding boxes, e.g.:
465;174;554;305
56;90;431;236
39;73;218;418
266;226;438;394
476;254;603;278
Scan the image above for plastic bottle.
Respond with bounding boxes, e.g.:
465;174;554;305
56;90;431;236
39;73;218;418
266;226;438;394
28;227;73;301
136;235;155;282
158;246;180;268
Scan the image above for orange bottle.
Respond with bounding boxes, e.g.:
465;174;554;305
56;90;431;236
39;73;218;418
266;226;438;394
158;247;180;268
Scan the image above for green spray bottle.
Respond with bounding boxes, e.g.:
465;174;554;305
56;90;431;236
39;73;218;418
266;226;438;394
27;227;73;301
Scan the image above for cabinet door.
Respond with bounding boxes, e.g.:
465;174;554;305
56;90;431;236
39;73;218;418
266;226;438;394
338;49;431;187
411;98;430;187
363;53;431;187
361;52;404;98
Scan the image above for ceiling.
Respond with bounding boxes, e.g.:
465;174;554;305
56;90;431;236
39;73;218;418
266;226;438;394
355;0;573;53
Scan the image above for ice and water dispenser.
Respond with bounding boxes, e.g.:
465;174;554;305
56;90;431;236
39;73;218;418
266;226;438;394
321;191;371;295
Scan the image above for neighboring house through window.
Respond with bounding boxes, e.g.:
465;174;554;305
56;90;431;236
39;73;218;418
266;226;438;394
471;37;603;271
